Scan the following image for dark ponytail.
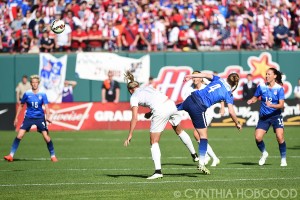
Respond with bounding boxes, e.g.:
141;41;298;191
227;73;240;92
268;68;283;86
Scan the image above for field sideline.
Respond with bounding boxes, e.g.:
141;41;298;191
0;127;299;200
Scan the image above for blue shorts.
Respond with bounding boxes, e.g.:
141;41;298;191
20;117;48;133
256;114;284;133
177;95;208;129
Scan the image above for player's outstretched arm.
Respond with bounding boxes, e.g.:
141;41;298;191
124;106;139;147
14;104;24;127
184;73;213;82
247;96;258;105
228;104;242;131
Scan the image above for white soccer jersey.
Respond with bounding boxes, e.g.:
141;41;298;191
130;86;181;132
130;86;168;111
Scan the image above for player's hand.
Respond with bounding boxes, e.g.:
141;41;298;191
266;100;272;107
247;99;253;105
13;118;18;127
124;134;133;147
236;123;242;131
184;75;192;82
144;112;153;119
46;118;52;124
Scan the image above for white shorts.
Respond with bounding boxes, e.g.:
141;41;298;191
150;100;181;133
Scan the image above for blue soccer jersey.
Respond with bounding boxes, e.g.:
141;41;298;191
21;90;49;118
254;83;285;117
193;75;234;108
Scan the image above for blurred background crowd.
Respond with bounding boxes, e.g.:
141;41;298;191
0;0;300;53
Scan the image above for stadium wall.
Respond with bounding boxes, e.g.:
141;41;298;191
0;51;299;103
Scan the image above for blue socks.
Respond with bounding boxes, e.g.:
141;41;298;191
256;140;266;153
47;140;55;157
199;139;208;165
10;137;21;156
279;141;286;159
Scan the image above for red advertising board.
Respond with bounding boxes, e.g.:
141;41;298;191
16;102;194;131
16;100;299;131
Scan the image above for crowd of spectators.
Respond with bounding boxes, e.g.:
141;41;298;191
0;0;299;53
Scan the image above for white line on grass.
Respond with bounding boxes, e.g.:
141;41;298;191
1;156;299;161
0;167;293;172
0;177;299;187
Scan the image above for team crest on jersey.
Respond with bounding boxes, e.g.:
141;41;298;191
274;90;277;95
38;95;42;100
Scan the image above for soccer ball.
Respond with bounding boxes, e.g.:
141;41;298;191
51;20;65;34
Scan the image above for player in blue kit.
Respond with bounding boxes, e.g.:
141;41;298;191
247;68;287;167
4;75;58;162
177;72;242;174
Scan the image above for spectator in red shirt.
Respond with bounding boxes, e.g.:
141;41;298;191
121;16;139;51
87;23;103;51
178;26;190;50
71;26;88;52
170;7;183;26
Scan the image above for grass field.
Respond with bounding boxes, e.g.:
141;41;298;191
0;127;299;200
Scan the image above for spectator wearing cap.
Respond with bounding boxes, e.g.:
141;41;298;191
270;11;288;28
121;15;139;51
71;26;87;52
237;17;256;50
138;16;154;51
87;23;103;51
40;31;55;52
178;25;190;50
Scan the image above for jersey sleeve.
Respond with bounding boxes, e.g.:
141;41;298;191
278;87;285;100
211;75;220;82
130;96;139;108
254;85;262;97
224;91;234;104
43;93;49;104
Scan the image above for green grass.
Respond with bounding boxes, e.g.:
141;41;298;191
0;127;299;200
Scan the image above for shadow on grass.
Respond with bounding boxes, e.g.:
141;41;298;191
162;163;196;167
10;158;46;162
287;145;300;150
106;172;200;178
228;162;271;166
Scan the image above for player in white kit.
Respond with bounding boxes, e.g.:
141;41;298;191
183;71;224;167
123;71;198;180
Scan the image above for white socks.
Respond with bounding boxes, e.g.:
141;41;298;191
178;131;196;154
151;143;161;170
207;144;218;160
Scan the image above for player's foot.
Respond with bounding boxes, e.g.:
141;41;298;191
211;158;220;167
280;159;287;167
259;151;268;166
204;154;211;165
191;153;199;162
146;173;163;180
51;156;58;162
197;165;210;175
4;155;13;162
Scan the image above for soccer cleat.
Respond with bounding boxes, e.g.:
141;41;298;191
51;156;58;162
204;154;211;165
280;160;287;167
197;165;210;175
4;155;13;162
191;153;199;162
146;173;163;180
211;158;220;167
258;151;268;166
